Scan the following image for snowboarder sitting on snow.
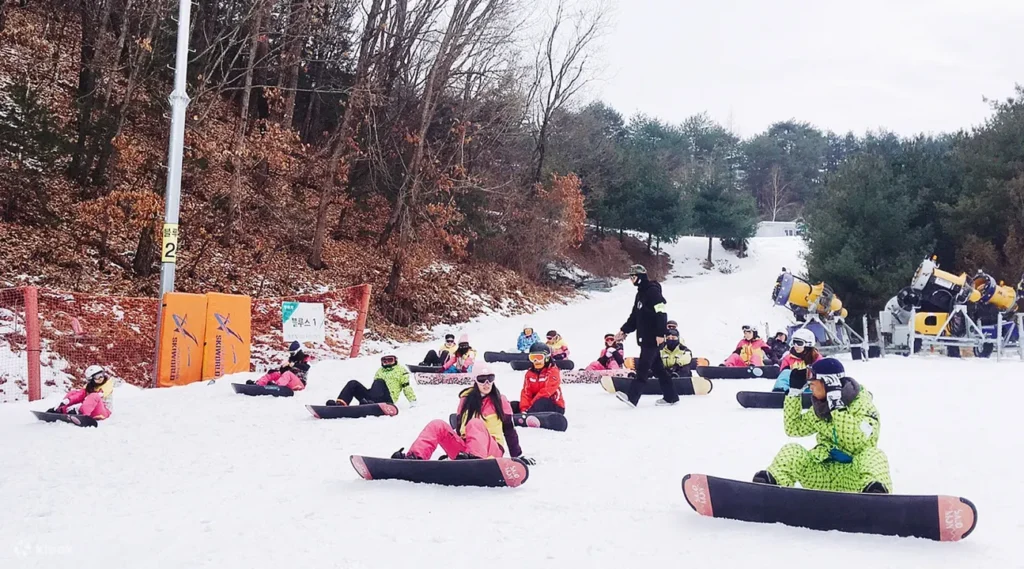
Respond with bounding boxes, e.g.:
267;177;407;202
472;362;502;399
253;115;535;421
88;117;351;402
517;326;542;352
660;330;693;377
326;354;418;407
391;366;534;464
722;325;767;367
421;333;458;366
585;333;625;371
545;330;570;360
249;341;310;391
47;365;115;420
513;342;565;415
772;328;824;392
763;330;790;366
753;358;892;494
442;334;475;374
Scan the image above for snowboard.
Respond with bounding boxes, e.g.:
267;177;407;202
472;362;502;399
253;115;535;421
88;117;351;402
510;359;575;371
31;410;98;428
231;383;295;397
600;374;713;396
448;412;568;432
697;365;780;379
736;391;813;409
483;351;528;363
625;356;710;370
559;369;627;384
681;473;977;541
407;364;443;373
413;372;475;385
306;403;399;419
350;455;529;488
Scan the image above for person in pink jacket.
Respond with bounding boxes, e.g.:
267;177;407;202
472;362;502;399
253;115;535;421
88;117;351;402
778;328;823;371
47;365;115;420
586;333;625;371
391;366;533;464
248;341;310;391
442;334;476;374
722;325;768;367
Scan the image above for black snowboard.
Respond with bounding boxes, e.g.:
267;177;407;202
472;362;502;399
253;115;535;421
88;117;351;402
483;351;528;363
231;383;294;397
509;359;575;371
682;473;977;541
736;391;813;409
407;364;444;373
306;403;399;419
448;412;568;432
31;410;98;427
350;455;529;487
697;365;780;379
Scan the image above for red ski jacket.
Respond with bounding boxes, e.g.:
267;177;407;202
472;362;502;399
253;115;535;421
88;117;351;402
520;364;565;412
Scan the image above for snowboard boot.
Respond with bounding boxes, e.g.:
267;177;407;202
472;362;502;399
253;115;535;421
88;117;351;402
862;481;889;494
325;399;347;406
391;447;421;460
245;380;256;385
615;391;636;408
454;452;477;460
655;398;678;406
752;470;777;485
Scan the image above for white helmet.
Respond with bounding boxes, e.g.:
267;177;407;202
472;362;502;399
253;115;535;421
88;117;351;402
792;328;816;347
84;365;107;381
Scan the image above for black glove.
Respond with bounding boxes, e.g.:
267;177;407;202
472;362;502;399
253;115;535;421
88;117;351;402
789;369;808;393
733;347;742;355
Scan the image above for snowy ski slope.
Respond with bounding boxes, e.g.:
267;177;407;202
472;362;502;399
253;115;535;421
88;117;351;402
1;236;1020;569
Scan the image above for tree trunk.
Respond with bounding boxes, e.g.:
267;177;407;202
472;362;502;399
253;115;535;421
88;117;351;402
132;224;157;277
646;232;652;253
278;0;309;127
0;0;8;33
706;236;713;265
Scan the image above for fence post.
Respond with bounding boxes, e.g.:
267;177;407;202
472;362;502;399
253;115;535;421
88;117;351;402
23;286;41;401
349;284;372;358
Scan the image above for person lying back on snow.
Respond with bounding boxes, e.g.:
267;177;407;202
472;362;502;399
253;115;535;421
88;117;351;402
721;325;767;367
545;330;570;360
421;333;458;366
753;358;892;495
585;333;625;371
517;325;542;352
248;341;310;391
327;354;418;407
660;330;693;377
48;365;115;420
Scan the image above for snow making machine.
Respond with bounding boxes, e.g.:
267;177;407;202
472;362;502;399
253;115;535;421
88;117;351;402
771;269;875;359
879;256;1023;360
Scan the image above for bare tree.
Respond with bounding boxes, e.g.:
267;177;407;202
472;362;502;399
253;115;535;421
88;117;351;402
763;164;792;222
529;0;607;184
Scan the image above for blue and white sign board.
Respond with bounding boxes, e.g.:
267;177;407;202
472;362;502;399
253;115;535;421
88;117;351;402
282;301;325;343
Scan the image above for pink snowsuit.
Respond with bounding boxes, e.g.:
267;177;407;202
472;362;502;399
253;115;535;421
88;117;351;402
255;370;305;391
586;348;623;371
61;389;111;420
723;338;768;367
407;394;514;460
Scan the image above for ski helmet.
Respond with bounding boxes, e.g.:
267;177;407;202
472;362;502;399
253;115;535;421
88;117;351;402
528;342;551;368
667;320;678;329
604;333;616;343
444;333;455;343
84;365;107;382
474;365;496;384
792;328;816;347
288;341;303;354
381;354;398;368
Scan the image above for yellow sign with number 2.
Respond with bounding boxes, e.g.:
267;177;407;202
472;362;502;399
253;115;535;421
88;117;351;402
162;223;179;263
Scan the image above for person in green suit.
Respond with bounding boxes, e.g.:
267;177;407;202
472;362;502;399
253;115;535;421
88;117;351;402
326;355;418;407
753;358;892;493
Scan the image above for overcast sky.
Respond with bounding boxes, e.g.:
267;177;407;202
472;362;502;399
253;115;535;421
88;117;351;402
582;0;1022;138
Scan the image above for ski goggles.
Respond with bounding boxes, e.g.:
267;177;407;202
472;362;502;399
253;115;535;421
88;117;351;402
475;374;495;384
528;353;547;364
381;355;397;366
792;339;808;347
741;326;754;332
445;335;455;342
458;342;470;349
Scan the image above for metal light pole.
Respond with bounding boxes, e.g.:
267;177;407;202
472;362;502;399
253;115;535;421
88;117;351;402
154;0;193;387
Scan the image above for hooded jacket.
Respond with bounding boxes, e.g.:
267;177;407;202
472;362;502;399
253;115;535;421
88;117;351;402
621;275;669;346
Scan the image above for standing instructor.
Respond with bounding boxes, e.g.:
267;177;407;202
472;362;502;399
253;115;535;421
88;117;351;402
614;265;680;407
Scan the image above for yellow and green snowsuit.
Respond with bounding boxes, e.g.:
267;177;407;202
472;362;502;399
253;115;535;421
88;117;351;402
374;365;417;404
766;379;892;493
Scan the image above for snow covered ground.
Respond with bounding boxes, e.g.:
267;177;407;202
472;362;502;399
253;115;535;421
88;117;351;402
1;236;1020;569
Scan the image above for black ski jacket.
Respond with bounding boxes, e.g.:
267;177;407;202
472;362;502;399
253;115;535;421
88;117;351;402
621;278;669;347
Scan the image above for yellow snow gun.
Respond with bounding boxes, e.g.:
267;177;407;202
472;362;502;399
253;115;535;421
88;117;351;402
972;271;1018;313
772;270;848;319
902;257;981;336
